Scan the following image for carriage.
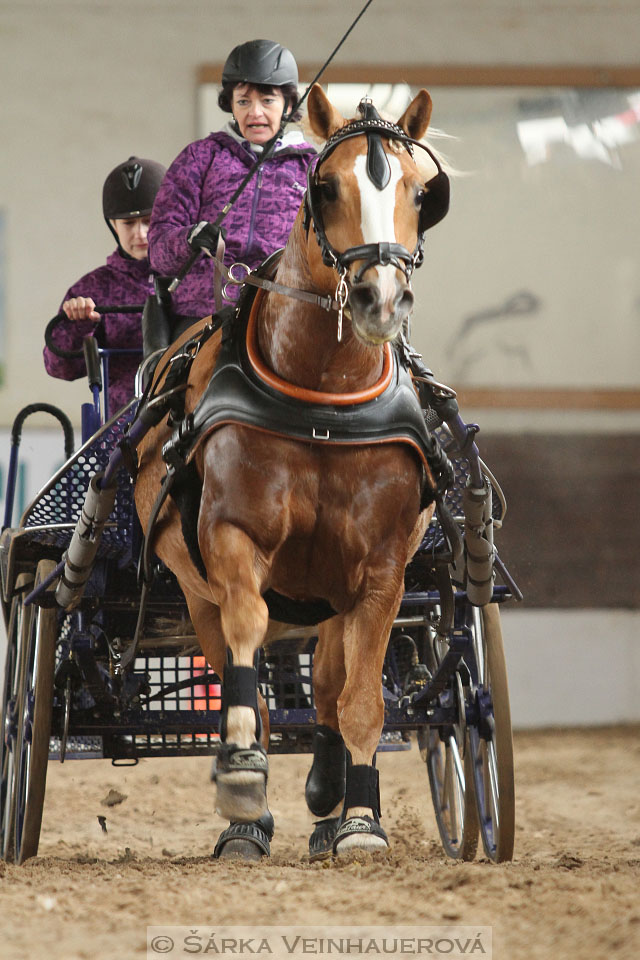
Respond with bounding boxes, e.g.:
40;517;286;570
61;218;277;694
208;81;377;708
1;85;521;866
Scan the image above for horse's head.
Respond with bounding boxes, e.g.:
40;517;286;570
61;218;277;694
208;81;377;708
305;84;449;345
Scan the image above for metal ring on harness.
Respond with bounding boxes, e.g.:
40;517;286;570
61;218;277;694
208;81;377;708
222;261;252;300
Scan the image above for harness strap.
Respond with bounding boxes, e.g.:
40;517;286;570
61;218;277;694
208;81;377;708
211;254;338;313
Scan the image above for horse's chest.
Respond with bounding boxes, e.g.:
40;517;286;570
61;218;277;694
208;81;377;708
203;432;421;558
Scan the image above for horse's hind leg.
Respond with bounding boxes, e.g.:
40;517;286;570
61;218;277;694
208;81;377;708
197;522;271;824
306;618;347;857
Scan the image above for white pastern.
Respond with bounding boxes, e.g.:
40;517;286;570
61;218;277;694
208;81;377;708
354;153;404;301
226;704;259;749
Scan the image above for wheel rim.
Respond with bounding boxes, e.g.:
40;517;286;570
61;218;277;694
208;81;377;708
468;603;515;862
422;675;479;860
1;574;32;861
13;560;58;864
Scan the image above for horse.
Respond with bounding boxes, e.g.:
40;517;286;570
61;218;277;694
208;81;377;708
134;83;450;859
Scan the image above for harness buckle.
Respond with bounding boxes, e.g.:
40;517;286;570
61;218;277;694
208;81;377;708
335;270;349;343
312;426;330;440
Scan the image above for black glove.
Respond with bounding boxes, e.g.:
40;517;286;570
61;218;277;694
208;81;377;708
187;220;225;253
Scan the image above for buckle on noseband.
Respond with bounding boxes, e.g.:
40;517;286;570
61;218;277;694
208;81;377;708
334;270;349;342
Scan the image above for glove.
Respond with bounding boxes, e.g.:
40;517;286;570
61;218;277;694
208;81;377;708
187;220;225;254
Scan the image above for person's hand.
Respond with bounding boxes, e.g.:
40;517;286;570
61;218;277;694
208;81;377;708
187;221;225;254
62;297;100;321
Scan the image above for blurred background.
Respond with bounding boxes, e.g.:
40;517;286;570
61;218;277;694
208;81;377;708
1;0;639;726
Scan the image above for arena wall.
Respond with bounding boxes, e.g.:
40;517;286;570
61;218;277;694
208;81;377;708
1;0;638;726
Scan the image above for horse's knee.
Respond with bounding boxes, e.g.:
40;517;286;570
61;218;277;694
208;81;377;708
337;687;384;766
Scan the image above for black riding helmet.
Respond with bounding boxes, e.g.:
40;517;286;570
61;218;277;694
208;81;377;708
222;39;298;88
102;156;166;247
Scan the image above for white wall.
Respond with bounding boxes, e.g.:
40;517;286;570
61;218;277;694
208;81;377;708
1;1;639;728
503;608;640;727
1;0;640;426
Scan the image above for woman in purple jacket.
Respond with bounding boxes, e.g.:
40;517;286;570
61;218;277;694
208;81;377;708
44;156;167;414
148;40;316;324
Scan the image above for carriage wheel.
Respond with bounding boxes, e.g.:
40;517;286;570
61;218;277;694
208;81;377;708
0;574;33;861
13;560;58;864
467;603;515;862
419;673;479;860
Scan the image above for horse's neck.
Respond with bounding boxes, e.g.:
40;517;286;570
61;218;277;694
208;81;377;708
257;220;384;393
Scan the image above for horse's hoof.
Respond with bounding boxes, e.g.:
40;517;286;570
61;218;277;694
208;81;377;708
217;838;263;861
305;725;346;817
213;812;274;860
333;816;389;856
215;743;268;821
309;817;340;861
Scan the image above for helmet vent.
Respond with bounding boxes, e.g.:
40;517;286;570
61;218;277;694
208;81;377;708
122;161;143;191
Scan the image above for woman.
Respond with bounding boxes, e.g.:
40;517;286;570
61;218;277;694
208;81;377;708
148;39;316;323
44;156;167;414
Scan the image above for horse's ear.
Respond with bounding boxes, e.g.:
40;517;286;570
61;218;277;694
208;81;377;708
307;84;345;140
397;89;433;141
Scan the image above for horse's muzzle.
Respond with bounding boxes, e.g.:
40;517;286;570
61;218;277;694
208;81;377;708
348;279;414;344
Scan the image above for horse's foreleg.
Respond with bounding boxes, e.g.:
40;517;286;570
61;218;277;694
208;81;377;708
332;586;405;854
179;584;270;745
199;522;270;822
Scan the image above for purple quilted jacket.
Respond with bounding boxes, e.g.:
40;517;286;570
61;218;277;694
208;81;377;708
43;249;155;414
148;127;316;318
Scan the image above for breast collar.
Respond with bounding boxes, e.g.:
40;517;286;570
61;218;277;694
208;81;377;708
166;286;448;507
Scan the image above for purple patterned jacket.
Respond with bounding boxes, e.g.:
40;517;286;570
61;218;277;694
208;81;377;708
43;250;154;414
148;126;316;318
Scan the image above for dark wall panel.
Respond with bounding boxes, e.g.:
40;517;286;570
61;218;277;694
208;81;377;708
477;433;640;608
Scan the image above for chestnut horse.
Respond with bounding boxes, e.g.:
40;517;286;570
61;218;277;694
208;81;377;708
135;84;449;859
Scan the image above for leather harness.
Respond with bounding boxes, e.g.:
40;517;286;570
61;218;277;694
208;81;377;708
161;284;450;511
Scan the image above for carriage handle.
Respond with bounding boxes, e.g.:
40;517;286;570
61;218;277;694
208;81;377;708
2;403;75;531
44;305;145;360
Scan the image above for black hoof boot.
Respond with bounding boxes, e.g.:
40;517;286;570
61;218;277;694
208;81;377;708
309;817;340;860
334;764;388;855
305;725;346;817
215;742;268;821
213;811;274;860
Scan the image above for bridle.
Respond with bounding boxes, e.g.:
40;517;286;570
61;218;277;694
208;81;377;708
303;98;450;288
208;98;450;340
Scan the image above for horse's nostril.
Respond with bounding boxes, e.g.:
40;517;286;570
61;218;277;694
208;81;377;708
348;284;379;312
397;288;414;316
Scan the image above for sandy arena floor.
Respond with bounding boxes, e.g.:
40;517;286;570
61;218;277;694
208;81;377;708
0;726;638;960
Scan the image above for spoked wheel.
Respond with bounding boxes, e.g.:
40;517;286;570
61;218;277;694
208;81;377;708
419;673;479;860
1;574;33;861
467;602;515;862
13;559;58;864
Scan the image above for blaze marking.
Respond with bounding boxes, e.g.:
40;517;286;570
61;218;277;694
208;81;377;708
353;152;403;301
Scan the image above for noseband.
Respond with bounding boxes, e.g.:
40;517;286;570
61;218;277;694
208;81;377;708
303;98;450;286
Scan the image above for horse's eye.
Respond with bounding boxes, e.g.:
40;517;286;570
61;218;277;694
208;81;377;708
415;188;426;207
317;179;338;203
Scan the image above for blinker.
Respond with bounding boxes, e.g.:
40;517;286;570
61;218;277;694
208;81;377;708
419;169;450;233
